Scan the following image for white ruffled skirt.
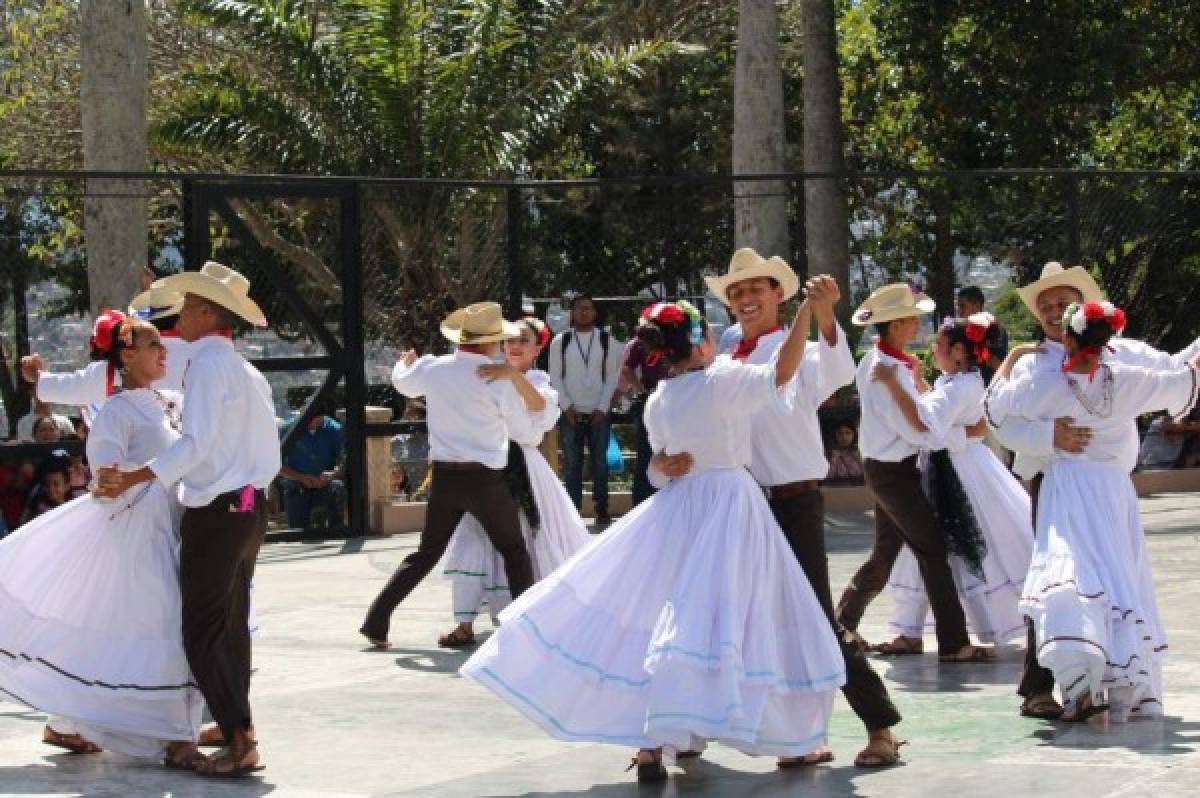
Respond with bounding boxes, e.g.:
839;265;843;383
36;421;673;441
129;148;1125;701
443;444;592;623
1021;459;1165;721
886;442;1032;644
0;485;203;757
461;467;845;757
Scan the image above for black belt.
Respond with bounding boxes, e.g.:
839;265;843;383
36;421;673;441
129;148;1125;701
764;480;821;500
432;460;495;472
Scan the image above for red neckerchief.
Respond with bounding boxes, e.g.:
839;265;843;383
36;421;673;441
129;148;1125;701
732;326;782;361
160;328;181;338
875;340;916;371
1062;345;1115;382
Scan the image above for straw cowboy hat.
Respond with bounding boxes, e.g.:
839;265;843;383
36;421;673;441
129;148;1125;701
1016;261;1102;317
440;301;522;345
852;282;936;326
704;248;800;305
128;284;184;322
153;261;267;327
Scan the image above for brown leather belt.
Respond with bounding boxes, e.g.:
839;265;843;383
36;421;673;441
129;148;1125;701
764;480;820;499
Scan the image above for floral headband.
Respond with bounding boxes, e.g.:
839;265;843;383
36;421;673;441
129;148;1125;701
639;300;704;364
1062;301;1125;381
89;309;128;356
948;311;995;366
1064;301;1126;337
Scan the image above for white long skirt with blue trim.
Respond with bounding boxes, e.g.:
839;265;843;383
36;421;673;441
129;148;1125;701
885;441;1032;644
0;485;203;758
1021;459;1165;721
461;467;845;757
442;443;592;624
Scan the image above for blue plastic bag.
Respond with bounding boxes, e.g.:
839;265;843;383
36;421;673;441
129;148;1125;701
606;429;625;474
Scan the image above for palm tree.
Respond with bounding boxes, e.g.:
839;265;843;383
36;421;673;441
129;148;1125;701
156;0;683;349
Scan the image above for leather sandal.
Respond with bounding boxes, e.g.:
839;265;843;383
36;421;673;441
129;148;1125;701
872;636;924;656
193;742;265;778
164;742;207;771
437;626;477;648
939;645;995;663
360;629;391;650
778;748;834;768
1020;695;1064;720
854;737;906;768
42;726;101;755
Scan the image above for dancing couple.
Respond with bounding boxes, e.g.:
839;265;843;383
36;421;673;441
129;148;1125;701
461;251;905;782
0;262;278;778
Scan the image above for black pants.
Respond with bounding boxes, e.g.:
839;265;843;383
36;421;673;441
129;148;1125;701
836;456;970;656
771;490;901;730
180;488;267;742
630;399;656;506
361;463;533;640
1017;473;1057;698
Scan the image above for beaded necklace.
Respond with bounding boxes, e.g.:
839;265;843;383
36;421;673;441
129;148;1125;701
1066;364;1114;418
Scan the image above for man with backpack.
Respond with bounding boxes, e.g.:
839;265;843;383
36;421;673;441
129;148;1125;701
548;293;622;524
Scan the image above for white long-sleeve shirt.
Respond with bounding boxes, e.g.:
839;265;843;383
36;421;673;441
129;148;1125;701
741;324;857;485
392;351;531;470
547;328;622;413
35;337;191;423
149;336;280;507
989;336;1200;478
856;347;967;462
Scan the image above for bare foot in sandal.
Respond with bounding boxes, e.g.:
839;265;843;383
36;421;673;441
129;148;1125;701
872;636;924;656
855;729;906;768
778;746;834;768
194;729;263;779
42;725;102;755
164;741;207;770
197;723;257;747
939;644;995;663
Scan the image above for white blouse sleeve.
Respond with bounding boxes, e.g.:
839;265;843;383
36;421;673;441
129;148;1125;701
1116;364;1200;420
36;361;109;408
505;373;561;446
643;392;671;489
785;324;856;410
85;397;132;467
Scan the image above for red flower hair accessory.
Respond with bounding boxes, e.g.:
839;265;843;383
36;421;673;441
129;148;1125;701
522;316;551;348
641;302;686;326
964;312;994;365
89;309;128;356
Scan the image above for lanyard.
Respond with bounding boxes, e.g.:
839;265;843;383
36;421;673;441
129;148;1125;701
574;330;597;369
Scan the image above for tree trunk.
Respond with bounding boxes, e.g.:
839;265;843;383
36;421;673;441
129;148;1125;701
733;0;789;261
81;0;147;315
800;0;850;319
929;187;956;322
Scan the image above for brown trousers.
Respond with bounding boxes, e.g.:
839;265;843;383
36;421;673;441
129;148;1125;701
771;490;901;730
836;456;970;656
361;462;533;641
1017;473;1057;697
179;489;267;742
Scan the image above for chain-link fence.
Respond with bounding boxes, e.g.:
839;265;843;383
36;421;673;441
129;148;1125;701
3;169;1199;528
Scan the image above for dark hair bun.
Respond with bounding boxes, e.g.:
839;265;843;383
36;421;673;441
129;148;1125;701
636;322;666;354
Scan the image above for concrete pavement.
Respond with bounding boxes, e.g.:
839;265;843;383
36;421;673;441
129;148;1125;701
3;493;1200;797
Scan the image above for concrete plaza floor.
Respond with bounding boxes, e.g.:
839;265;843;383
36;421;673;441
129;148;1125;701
4;493;1200;797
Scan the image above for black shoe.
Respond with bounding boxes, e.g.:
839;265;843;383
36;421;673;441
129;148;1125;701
595;512;612;525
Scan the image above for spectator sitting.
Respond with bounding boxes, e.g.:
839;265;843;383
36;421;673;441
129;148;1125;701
31;416;62;444
16;398;74;442
391;400;429;501
19;449;72;526
278;411;346;534
826;421;865;483
1138;412;1193;470
0;463;29;533
67;454;91;500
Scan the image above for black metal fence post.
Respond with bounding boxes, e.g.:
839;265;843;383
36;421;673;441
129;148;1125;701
339;181;368;536
506;185;524;316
